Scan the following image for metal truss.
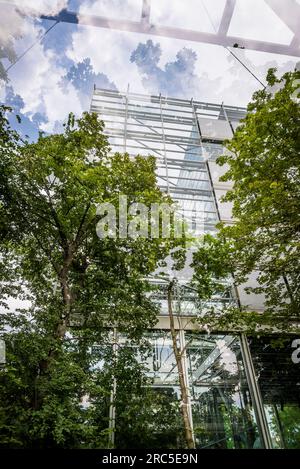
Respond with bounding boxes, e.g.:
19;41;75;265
38;0;300;57
91;88;245;317
90;88;246;235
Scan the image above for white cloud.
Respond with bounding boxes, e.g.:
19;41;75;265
79;0;141;21
41;79;82;132
151;0;226;33
0;3;26;45
66;25;146;94
8;22;82;130
2;0;299;128
9;0;67;16
66;0;298;107
0;0;68;45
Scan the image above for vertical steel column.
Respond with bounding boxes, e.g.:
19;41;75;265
221;101;235;134
179;327;195;447
0;338;5;365
108;327;118;448
221;107;243;309
159;94;170;194
192;100;221;223
123;84;129;153
176;281;195;447
141;0;151;25
240;334;273;449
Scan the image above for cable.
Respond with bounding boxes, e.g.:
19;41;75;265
226;48;267;89
5;20;59;74
200;0;267;89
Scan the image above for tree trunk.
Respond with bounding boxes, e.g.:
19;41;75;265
56;246;75;339
38;246;74;377
282;272;295;307
167;282;195;449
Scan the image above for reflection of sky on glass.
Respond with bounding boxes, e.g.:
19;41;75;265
0;1;299;139
228;0;293;43
216;339;238;375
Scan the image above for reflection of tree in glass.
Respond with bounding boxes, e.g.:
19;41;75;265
187;334;258;449
92;344;185;449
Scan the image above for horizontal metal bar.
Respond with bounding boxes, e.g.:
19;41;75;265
40;8;300;57
94;88;247;113
93;90;247;114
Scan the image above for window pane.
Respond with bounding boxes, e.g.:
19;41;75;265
186;333;261;448
249;336;300;449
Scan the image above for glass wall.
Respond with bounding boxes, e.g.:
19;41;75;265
249;336;300;449
143;330;186;448
92;330;300;449
126;330;261;448
186;333;260;448
90;89;300;449
91;89;246;237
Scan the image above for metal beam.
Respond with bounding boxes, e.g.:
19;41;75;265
218;0;236;36
141;0;151;25
240;334;273;449
265;0;300;36
265;0;300;54
192;336;236;380
38;7;300;57
2;1;300;57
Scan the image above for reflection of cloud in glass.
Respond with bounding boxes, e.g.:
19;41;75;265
216;338;238;375
231;383;243;409
130;39;221;98
79;0;141;22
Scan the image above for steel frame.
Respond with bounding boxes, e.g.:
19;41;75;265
37;0;300;57
240;334;273;449
91;87;246;234
91;88;275;447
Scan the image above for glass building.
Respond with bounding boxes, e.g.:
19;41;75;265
90;88;300;449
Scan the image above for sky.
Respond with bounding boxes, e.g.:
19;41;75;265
0;0;299;140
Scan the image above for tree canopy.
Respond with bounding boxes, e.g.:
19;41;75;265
0;107;184;448
1;67;299;449
217;68;300;321
187;69;300;335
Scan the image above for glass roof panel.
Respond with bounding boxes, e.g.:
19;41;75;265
228;0;294;44
151;0;226;33
79;0;142;21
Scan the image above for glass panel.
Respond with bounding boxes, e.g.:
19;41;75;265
91;89;223;235
79;0;142;21
249;336;300;449
186;333;261;448
148;281;235;316
198;117;233;141
151;0;226;32
142;330;186;448
92;331;186;449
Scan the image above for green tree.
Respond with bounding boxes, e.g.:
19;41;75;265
216;68;300;322
89;342;185;449
0;108;182;447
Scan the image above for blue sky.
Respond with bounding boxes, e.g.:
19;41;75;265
0;0;299;140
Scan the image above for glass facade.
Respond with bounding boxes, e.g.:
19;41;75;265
98;330;262;449
91;89;244;236
91;89;300;449
249;336;300;448
186;333;260;449
104;331;300;449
